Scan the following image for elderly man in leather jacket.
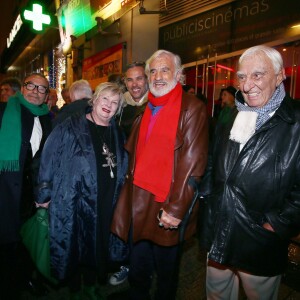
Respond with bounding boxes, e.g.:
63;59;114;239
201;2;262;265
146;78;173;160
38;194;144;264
200;45;300;300
111;50;208;299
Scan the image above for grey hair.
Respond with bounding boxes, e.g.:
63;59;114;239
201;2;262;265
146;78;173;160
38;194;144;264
89;82;124;116
145;50;184;82
69;79;93;101
239;45;284;75
0;77;21;92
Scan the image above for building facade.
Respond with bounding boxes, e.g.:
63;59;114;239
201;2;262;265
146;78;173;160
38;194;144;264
158;0;300;115
1;0;299;110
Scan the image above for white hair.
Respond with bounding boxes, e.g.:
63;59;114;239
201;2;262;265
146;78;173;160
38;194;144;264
239;45;284;75
145;50;184;81
69;79;93;101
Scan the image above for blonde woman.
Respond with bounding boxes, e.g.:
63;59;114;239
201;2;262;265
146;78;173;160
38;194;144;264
36;82;128;299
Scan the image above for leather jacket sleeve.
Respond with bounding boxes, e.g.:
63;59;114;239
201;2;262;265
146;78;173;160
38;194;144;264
164;96;209;221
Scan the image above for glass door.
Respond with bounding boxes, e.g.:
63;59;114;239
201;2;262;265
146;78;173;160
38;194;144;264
184;55;238;117
277;42;300;100
183;41;300;120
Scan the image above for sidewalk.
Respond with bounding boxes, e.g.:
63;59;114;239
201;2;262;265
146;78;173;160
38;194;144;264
21;237;300;299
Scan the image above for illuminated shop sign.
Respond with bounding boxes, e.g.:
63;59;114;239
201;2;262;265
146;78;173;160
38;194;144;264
7;15;23;48
58;0;136;53
159;0;300;64
21;2;52;32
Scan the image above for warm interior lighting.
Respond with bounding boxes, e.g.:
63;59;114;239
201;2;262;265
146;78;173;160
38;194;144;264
216;64;234;72
291;24;300;28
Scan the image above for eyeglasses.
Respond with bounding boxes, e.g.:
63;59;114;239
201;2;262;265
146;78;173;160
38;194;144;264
236;71;268;83
23;82;49;94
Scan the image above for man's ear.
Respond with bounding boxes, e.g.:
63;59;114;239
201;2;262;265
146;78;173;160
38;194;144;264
176;71;181;82
276;68;286;87
44;93;49;103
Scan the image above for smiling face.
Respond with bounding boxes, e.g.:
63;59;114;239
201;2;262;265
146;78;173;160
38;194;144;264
237;53;285;108
92;90;120;125
148;54;181;97
125;66;148;102
21;74;49;106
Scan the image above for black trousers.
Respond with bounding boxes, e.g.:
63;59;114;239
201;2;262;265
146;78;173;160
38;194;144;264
0;242;34;300
68;265;98;293
128;240;180;300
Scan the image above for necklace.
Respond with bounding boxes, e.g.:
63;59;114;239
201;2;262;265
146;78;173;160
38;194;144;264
90;113;116;178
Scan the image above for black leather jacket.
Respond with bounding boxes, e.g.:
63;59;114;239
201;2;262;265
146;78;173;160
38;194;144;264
200;95;300;276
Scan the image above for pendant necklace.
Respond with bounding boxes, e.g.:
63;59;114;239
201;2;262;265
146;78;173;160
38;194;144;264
90;113;116;178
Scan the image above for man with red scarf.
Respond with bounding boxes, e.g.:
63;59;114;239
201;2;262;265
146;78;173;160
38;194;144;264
111;50;208;299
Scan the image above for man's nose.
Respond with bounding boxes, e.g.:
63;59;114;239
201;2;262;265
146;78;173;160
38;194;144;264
154;70;163;80
32;86;39;93
242;77;255;92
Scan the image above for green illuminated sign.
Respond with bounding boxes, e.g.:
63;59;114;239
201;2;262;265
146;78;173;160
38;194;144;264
22;3;51;32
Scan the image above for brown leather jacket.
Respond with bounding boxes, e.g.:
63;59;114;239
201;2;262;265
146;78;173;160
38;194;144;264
111;92;208;246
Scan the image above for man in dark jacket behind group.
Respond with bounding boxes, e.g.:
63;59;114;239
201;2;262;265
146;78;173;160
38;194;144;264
53;79;93;127
111;49;208;299
200;45;300;299
117;61;149;138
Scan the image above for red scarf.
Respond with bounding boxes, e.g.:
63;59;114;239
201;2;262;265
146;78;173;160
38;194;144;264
133;83;182;202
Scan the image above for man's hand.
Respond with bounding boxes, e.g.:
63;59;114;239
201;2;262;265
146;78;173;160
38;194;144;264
263;222;275;232
157;209;181;230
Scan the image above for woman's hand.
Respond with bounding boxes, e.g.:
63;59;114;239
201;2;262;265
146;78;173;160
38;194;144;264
35;201;50;209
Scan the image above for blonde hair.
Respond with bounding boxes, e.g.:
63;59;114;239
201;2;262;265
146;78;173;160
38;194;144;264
89;82;124;115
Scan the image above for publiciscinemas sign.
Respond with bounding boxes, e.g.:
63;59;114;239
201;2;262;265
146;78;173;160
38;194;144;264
159;0;300;63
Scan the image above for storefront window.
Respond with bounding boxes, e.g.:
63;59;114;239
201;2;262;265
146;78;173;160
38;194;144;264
184;41;300;117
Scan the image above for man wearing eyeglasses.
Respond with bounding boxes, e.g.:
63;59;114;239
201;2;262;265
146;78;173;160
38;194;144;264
118;61;149;137
0;73;52;299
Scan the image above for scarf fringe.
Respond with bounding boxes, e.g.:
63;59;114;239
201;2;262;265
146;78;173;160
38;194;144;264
0;160;19;172
0;92;49;173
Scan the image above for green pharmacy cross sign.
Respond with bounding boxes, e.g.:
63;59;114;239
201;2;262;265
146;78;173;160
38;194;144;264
22;3;51;32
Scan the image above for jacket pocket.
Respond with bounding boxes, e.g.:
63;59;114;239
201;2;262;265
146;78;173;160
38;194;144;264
230;200;288;276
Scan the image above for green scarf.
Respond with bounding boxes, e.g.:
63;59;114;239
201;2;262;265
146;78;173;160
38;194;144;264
0;91;49;172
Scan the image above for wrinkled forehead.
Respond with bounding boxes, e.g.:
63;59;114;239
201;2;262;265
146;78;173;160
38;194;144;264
239;52;274;72
239;52;273;68
25;75;49;87
150;54;174;68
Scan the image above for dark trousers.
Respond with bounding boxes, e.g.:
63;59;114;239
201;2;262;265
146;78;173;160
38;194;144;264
129;240;180;300
68;265;98;292
0;242;34;300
